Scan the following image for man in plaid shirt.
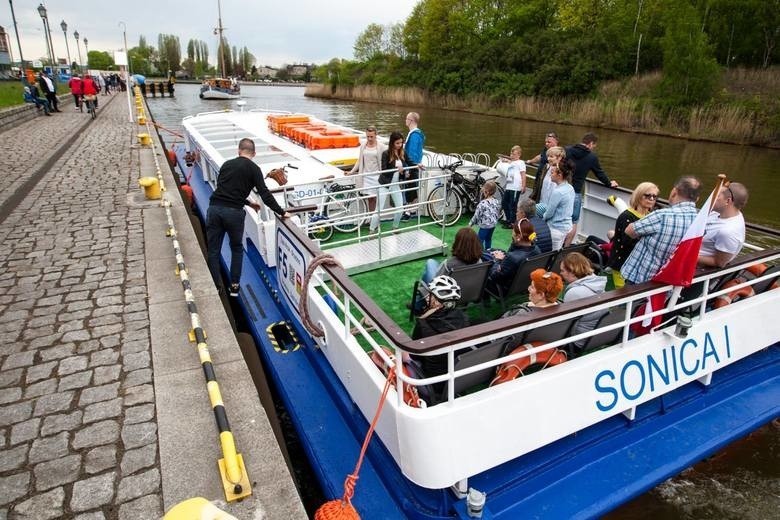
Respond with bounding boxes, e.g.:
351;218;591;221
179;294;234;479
620;176;702;284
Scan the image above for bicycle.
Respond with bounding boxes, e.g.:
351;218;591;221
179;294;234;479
426;160;505;226
277;165;367;241
84;95;97;120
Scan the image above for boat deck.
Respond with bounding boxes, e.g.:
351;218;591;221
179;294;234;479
326;228;447;274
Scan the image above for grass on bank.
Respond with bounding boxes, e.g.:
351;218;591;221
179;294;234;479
0;80;70;109
306;67;780;147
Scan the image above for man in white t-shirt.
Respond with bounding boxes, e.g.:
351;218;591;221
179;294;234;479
500;145;527;228
698;182;748;268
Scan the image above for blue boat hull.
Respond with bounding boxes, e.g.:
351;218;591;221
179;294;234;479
174;145;780;519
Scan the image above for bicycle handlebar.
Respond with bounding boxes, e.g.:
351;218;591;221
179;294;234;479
438;160;463;171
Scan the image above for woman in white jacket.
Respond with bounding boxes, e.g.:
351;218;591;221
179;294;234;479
347;126;385;213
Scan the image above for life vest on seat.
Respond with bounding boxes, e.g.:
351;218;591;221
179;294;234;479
369;346;426;408
490;341;567;387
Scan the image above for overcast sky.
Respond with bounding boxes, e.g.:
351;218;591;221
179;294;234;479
3;0;419;67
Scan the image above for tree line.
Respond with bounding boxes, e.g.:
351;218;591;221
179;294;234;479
314;0;779;107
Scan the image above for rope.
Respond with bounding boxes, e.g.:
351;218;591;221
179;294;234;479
151;120;185;138
299;253;343;337
314;368;395;520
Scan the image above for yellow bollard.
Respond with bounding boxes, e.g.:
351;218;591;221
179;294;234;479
138;114;147;125
139;177;161;199
163;497;238;520
137;133;152;146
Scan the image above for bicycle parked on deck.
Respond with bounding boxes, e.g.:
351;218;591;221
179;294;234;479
426;160;505;226
276;165;367;242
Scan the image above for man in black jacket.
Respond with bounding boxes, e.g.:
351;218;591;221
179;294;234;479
38;71;60;112
206;138;291;296
565;133;618;245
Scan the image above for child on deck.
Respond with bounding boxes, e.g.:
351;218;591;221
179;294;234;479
501;145;527;228
470;180;501;250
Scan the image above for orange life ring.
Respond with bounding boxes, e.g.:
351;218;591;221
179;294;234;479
745;263;779;291
490;342;567;387
746;263;768;277
712;278;755;309
369;347;425;408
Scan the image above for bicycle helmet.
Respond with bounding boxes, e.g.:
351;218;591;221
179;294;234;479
428;275;461;303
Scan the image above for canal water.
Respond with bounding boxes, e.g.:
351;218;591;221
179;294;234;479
147;82;779;518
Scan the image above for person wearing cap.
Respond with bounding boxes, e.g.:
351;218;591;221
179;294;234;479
410;275;469;396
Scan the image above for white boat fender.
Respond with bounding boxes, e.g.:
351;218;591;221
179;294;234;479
466;488;487;518
607;194;629;214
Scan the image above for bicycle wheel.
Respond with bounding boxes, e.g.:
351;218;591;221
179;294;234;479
329;192;366;233
494;185;506;220
308;214;333;242
426;186;462;226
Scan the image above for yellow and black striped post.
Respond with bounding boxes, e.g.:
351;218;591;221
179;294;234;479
145;118;251;501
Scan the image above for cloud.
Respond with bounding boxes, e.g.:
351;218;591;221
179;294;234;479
6;0;418;67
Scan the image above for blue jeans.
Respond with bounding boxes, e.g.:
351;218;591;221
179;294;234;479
422;259;440;284
502;189;521;225
370;173;403;231
478;227;495;250
572;192;583;223
206;205;246;288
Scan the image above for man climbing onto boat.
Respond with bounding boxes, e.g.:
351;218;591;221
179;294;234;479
206;138;291;297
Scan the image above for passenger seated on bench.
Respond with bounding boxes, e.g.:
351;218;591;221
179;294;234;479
560;252;607;349
422;227;483;284
409;276;469;396
485;219;540;297
517;198;552;253
23;85;51;115
501;269;563;317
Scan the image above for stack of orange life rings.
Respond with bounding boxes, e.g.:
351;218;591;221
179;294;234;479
712;263;778;309
490;341;567;387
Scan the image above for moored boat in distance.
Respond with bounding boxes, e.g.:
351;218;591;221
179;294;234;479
199;78;241;100
173;108;780;519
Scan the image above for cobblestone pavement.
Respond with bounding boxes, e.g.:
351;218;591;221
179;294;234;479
0;95;120;212
0;94;162;518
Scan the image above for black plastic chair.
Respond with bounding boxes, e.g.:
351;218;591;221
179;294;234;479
485;250;557;311
752;264;780;294
449;261;493;316
442;334;521;399
549;243;591;274
574;306;626;356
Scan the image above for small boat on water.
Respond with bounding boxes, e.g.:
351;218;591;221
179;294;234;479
173;109;780;518
200;0;240;100
199;78;240;100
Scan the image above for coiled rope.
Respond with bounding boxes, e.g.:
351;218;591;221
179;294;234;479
299;253;342;337
314;368;395;520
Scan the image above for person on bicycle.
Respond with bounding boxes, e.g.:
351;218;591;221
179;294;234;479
82;75;99;111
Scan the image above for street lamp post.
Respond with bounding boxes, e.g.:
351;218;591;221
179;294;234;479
119;21;133;123
74;30;83;73
83;38;89;69
60;20;72;74
36;4;54;73
8;0;27;84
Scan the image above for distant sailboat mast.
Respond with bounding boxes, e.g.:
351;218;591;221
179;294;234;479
216;0;226;78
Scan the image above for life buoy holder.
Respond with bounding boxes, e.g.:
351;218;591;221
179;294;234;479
369;346;426;408
712;278;755;309
490;342;567;387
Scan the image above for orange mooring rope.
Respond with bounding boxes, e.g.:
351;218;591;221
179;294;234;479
152;121;185;138
314;368;396;520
